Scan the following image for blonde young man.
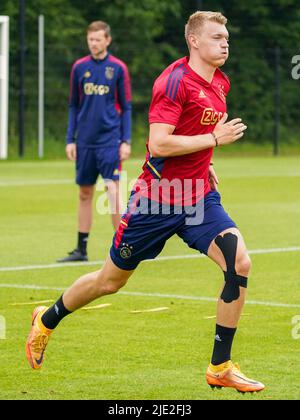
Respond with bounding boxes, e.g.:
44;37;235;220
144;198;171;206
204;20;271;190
57;21;132;263
26;12;264;393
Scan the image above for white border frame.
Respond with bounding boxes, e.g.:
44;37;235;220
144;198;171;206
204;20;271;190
38;15;44;158
0;16;9;160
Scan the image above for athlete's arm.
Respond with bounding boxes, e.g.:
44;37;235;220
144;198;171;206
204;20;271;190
65;143;77;161
119;142;131;161
149;113;247;158
117;64;132;145
66;64;79;151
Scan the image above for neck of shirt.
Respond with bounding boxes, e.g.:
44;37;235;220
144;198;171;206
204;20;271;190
91;52;109;63
186;56;217;86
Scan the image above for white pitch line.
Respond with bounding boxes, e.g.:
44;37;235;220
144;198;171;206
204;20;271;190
221;173;300;178
0;284;64;291
0;260;106;272
248;246;300;255
0;179;73;187
0;283;299;309
0;246;299;273
1;172;300;188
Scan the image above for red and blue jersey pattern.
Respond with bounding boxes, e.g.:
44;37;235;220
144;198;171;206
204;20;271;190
136;56;230;204
66;53;132;148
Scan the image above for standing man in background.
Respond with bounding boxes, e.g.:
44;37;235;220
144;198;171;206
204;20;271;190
58;21;132;263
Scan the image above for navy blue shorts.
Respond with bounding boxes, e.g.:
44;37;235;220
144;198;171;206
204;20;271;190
110;190;237;271
76;147;121;186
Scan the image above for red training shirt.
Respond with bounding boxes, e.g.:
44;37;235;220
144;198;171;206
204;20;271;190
135;56;230;205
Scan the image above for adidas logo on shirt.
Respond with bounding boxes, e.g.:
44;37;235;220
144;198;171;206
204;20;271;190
199;90;206;98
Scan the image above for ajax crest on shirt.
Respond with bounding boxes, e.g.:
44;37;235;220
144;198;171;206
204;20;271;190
105;66;115;80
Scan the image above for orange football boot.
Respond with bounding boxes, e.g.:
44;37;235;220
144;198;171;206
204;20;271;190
25;306;53;370
206;361;265;393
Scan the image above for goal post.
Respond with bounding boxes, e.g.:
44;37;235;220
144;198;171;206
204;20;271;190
0;16;9;160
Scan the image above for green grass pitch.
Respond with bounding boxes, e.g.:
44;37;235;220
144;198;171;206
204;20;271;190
0;156;299;400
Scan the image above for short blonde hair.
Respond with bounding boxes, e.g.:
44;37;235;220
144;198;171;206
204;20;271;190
87;21;111;37
185;11;227;49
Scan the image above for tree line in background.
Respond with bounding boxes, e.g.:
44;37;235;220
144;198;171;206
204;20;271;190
1;0;300;156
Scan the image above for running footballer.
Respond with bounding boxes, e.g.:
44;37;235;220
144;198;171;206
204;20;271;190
26;11;264;394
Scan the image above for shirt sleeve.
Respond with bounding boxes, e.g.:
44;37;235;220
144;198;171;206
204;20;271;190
66;63;80;144
149;71;186;127
117;63;132;143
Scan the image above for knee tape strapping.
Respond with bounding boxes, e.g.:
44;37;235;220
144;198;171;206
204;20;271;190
215;232;248;304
